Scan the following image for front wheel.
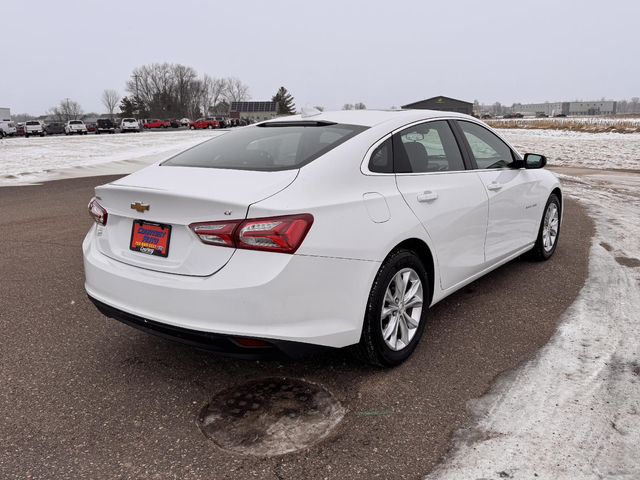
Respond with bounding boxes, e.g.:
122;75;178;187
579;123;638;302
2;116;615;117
528;194;561;261
207;124;213;129
190;125;195;130
353;249;429;367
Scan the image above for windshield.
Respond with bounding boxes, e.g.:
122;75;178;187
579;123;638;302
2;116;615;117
26;121;39;126
163;123;367;171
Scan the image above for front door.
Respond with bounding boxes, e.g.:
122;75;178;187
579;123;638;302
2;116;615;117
455;120;541;264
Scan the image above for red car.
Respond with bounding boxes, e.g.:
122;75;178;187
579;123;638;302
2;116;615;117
189;117;220;130
143;119;170;129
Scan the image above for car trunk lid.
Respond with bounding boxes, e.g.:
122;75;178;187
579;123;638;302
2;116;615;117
94;165;298;276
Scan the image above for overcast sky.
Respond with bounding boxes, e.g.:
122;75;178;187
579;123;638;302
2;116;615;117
2;0;639;115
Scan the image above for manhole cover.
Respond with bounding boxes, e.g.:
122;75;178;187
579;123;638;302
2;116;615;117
198;377;345;456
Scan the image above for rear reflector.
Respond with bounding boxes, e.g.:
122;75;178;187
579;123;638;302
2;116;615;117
233;338;272;347
88;197;108;226
189;214;313;254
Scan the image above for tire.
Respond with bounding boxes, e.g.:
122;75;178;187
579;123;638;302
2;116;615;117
528;194;561;261
40;133;44;137
143;125;148;129
162;125;167;129
353;249;429;367
190;125;195;130
25;134;29;138
207;124;213;129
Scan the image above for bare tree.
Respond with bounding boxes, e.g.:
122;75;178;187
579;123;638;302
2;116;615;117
48;98;84;122
199;75;229;116
631;97;640;113
354;102;366;110
101;89;120;120
224;77;251;103
342;103;354;110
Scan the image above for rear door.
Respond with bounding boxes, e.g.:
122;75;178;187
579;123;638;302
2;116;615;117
393;120;489;290
454;120;541;264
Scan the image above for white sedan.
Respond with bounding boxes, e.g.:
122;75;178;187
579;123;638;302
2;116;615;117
83;109;561;366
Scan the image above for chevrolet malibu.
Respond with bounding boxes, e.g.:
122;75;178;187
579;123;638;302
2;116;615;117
83;109;561;367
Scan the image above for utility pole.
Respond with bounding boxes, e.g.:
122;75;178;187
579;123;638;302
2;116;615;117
65;98;70;122
132;74;141;119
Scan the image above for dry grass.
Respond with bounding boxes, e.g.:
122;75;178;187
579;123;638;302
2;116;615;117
487;118;640;134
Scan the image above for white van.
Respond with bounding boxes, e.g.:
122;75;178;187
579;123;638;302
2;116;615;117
0;121;17;137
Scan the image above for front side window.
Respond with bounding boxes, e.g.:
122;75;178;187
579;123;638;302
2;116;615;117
163;123;367;171
393;121;465;173
457;121;519;169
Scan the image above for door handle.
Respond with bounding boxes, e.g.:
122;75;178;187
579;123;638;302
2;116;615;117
417;191;439;202
487;182;503;191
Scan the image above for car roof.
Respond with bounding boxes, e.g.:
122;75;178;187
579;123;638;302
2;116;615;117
260;109;475;128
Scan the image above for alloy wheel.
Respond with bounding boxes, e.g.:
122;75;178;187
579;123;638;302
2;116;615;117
380;268;423;351
542;203;559;252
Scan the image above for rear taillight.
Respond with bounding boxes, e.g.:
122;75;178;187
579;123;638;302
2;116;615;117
88;197;108;226
189;220;240;247
189;214;313;254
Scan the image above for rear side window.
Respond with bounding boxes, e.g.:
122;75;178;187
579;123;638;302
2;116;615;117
368;138;393;173
163;123;368;171
457;121;518;169
393;121;466;173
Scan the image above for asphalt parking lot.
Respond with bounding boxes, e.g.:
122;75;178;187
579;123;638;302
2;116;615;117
0;175;593;479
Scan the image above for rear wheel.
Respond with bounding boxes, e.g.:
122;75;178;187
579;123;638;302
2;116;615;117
353;249;429;367
528;194;561;261
207;124;213;129
162;125;167;129
190;125;195;130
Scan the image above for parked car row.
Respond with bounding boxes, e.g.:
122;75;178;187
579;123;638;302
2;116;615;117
2;116;255;139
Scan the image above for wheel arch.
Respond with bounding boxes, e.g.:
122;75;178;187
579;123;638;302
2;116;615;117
389;238;435;307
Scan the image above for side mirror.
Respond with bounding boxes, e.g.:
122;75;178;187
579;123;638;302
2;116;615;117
524;153;547;169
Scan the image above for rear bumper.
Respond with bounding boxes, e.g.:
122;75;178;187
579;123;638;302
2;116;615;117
88;296;332;360
83;226;378;350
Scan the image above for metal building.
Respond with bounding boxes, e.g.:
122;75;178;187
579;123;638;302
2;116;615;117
401;96;473;115
516;101;617;116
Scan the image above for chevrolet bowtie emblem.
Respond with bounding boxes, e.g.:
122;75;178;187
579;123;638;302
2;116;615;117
131;202;150;213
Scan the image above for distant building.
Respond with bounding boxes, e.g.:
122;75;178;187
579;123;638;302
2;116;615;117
401;96;473;115
229;101;279;121
516;101;617;116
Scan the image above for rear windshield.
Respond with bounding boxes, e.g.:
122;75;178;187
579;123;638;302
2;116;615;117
70;120;83;125
123;118;136;122
26;121;40;126
163;123;368;171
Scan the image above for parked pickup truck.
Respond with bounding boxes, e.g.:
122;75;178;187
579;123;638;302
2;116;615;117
142;119;169;129
95;119;116;134
65;120;88;135
25;120;45;137
189;118;219;129
44;122;66;135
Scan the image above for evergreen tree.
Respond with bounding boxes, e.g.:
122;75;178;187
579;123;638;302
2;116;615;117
272;87;295;115
119;96;140;117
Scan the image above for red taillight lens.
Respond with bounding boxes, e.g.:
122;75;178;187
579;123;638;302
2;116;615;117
189;220;241;247
189;214;313;254
88;197;108;226
236;214;314;254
